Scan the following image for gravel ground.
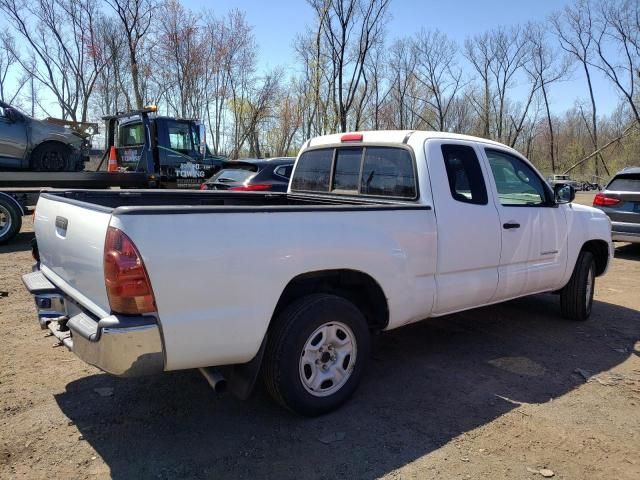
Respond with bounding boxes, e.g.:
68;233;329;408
1;194;639;480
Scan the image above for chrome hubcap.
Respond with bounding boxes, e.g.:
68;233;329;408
0;205;11;236
299;321;357;397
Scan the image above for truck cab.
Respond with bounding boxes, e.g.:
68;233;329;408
114;115;225;188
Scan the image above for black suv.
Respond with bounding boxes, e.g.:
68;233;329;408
593;167;640;243
201;158;295;192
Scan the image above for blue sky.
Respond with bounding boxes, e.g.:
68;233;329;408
185;0;621;115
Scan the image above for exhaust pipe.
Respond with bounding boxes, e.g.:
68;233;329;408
199;367;227;394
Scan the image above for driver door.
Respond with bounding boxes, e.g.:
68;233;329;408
0;107;28;168
481;148;568;301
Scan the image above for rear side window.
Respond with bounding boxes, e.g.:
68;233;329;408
608;174;640;192
361;147;416;198
290;149;333;192
274;164;294;179
441;144;488;205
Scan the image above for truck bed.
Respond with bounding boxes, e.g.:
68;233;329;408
33;189;433;370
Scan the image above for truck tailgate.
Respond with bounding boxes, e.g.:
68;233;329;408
34;194;112;316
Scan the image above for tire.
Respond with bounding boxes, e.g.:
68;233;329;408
560;250;596;321
262;294;371;416
0;197;22;245
31;143;72;171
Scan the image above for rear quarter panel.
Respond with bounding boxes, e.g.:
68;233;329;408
111;207;437;370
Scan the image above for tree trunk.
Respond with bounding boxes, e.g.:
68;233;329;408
541;80;555;173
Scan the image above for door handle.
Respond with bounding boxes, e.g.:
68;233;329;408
503;222;520;229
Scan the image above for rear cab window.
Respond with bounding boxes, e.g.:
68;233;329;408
291;146;417;199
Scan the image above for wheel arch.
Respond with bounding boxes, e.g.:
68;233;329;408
271;269;390;332
30;140;72;167
581;239;610;276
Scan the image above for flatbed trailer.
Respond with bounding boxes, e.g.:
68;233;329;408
0;105;225;245
0;171;155;244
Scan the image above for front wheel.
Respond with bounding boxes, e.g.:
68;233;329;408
262;294;370;416
31;143;72;171
560;251;596;321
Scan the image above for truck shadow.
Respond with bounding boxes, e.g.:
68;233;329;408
55;295;639;479
0;230;34;254
614;243;640;261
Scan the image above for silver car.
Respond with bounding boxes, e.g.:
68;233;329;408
0;101;90;171
593;167;640;243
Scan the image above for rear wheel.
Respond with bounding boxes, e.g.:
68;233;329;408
31;143;72;171
262;294;370;416
0;198;22;245
560;250;596;321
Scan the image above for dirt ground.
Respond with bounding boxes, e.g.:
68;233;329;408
1;194;639;480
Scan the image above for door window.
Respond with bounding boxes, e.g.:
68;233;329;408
486;149;548;206
168;122;194;153
441;144;488;205
119;123;144;146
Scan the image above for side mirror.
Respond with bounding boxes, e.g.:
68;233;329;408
4;107;17;122
554;183;575;204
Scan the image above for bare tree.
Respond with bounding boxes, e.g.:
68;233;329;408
524;22;570;172
411;29;464;131
387;38;417;129
309;0;390;132
0;0;110;121
552;0;604;176
105;0;154;109
0;33;28;104
465;32;494;137
488;26;529;142
592;0;640;125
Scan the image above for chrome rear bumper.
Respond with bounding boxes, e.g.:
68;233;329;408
22;271;164;377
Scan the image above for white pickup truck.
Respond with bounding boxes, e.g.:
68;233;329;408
23;131;613;416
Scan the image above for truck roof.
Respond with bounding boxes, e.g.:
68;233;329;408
306;130;513;151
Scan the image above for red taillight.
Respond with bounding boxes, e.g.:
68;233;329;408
341;133;363;142
593;193;620;206
229;184;272;191
199;183;208;190
104;226;156;315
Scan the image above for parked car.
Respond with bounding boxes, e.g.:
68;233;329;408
0;101;91;171
200;157;295;192
548;174;580;190
592;167;640;243
23;130;612;416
